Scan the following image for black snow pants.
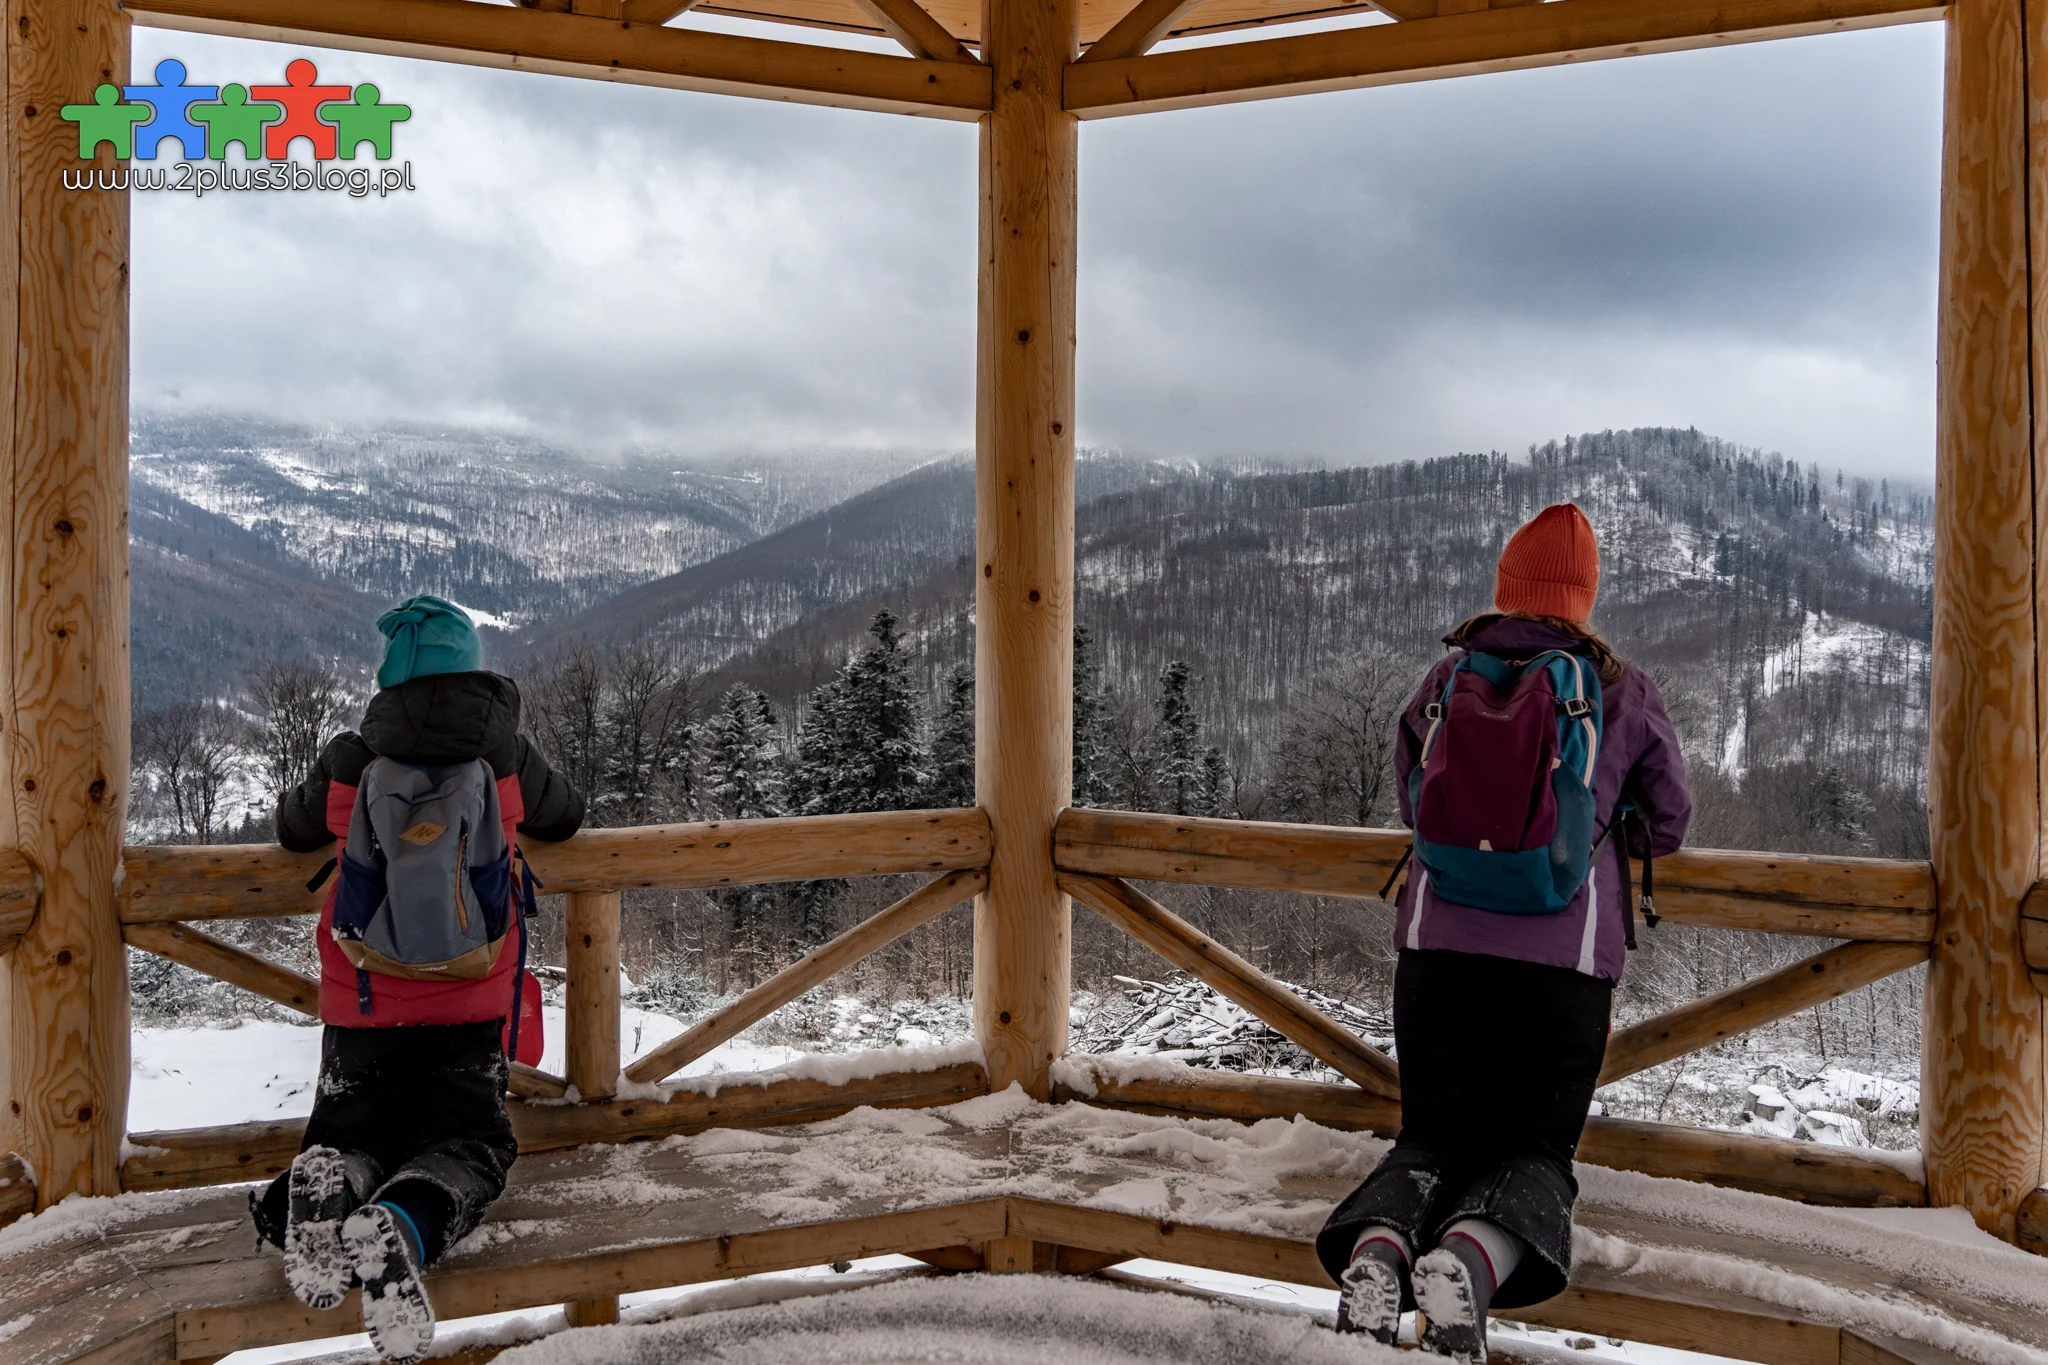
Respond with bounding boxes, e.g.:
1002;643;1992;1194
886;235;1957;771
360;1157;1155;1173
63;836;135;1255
1316;948;1612;1310
253;1020;519;1266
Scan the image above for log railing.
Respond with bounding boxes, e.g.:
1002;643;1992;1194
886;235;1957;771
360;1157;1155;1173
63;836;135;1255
93;802;1945;1224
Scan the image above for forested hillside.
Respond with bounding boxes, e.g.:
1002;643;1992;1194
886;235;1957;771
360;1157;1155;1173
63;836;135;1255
125;413;940;708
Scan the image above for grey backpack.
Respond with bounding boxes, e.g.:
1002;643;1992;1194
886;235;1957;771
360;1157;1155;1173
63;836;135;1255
331;757;515;984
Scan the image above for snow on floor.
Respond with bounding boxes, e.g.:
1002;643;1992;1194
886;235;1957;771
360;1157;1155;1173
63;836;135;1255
495;1273;1398;1365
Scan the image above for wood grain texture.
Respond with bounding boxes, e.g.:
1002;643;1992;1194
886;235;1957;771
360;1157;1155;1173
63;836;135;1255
973;0;1077;1099
1059;874;1400;1096
1057;1065;1927;1207
0;1149;32;1228
1079;0;1213;59
848;0;980;59
1062;0;1944;116
0;846;40;954
122;808;991;923
3;0;132;1206
1598;941;1929;1085
624;869;984;1084
564;891;621;1102
123;1061;992;1191
2018;1185;2047;1255
1052;808;1936;940
1926;0;2048;1237
124;0;993;120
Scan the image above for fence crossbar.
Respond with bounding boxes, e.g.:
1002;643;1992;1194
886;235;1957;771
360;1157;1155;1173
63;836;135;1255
624;868;987;1085
1597;939;1930;1086
1058;871;1400;1097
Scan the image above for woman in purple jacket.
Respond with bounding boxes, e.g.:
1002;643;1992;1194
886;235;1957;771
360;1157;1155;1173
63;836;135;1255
1319;504;1691;1363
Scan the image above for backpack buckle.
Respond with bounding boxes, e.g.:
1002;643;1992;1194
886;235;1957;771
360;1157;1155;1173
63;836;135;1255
1423;702;1443;720
1560;697;1592;718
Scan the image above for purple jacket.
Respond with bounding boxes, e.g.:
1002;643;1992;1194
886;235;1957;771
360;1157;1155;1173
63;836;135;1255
1392;619;1691;983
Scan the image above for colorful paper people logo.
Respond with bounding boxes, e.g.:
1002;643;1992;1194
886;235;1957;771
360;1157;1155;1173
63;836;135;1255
59;58;415;199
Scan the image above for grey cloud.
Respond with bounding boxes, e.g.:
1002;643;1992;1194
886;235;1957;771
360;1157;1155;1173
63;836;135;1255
133;21;1940;476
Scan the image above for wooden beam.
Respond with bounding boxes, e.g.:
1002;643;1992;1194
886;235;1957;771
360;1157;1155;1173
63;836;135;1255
1924;0;2048;1241
564;892;622;1102
122;808;992;924
1080;0;1209;60
3;0;133;1206
2020;1187;2047;1256
123;1061;992;1191
620;0;703;24
1598;940;1929;1086
2020;880;2048;994
121;0;992;120
562;889;622;1327
0;1151;34;1229
0;848;40;956
1061;0;1945;117
1051;808;1937;941
848;0;979;60
974;0;1079;1102
122;922;319;1014
122;921;569;1101
623;869;985;1085
1059;873;1400;1096
174;1201;1016;1359
1056;1065;1927;1207
1512;1286;1843;1365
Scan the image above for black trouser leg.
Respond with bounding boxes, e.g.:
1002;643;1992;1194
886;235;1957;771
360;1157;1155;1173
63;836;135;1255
254;1020;517;1265
1317;948;1612;1309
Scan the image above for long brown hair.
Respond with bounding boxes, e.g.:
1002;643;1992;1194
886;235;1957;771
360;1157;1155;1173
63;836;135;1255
1447;611;1626;685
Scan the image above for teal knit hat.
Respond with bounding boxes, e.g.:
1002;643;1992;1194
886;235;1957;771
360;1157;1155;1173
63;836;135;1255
375;594;483;689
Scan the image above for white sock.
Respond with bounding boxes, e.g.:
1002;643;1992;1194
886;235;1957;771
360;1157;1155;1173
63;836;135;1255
1441;1217;1522;1294
1351;1224;1411;1265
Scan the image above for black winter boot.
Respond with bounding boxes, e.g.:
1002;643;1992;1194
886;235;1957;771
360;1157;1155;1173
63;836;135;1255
283;1146;382;1311
1334;1238;1407;1344
343;1203;436;1363
1414;1236;1496;1365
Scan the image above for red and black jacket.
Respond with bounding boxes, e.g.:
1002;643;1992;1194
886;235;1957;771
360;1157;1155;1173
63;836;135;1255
277;671;586;1027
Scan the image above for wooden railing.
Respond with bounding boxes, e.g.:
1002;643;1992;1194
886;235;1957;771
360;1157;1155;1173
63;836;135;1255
51;804;1948;1232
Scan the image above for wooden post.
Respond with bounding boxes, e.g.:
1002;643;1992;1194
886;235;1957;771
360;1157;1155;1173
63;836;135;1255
0;0;132;1205
971;0;1077;1100
563;890;621;1326
1924;0;2048;1237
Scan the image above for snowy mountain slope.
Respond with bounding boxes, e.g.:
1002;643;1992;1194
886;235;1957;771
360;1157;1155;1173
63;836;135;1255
126;413;947;707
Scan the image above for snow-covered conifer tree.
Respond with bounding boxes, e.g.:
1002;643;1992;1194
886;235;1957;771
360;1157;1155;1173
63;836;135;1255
1151;660;1207;817
704;683;787;820
927;662;974;807
1072;625;1109;807
790;609;930;816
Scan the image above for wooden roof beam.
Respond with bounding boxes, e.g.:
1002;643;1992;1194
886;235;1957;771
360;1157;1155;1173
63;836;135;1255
850;0;982;60
1063;0;1945;117
122;0;993;120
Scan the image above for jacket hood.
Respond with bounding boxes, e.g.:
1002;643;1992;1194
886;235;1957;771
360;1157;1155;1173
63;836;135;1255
361;671;522;766
1449;616;1588;658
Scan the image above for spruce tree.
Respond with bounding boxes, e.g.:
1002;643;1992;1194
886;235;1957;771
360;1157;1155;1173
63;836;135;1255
790;609;930;816
1151;660;1207;816
1072;625;1109;807
927;661;975;807
704;683;787;820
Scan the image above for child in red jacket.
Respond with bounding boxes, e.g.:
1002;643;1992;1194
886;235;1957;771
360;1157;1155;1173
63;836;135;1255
251;597;583;1363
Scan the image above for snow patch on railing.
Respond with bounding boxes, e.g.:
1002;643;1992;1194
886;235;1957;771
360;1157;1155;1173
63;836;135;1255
626;1040;987;1101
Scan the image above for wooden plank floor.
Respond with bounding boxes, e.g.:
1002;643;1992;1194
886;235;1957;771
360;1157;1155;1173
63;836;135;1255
2;1099;2042;1365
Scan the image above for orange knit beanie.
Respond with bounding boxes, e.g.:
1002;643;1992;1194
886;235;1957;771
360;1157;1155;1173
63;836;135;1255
1495;503;1600;625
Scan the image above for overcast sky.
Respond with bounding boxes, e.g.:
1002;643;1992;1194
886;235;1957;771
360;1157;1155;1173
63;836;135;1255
132;17;1943;479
